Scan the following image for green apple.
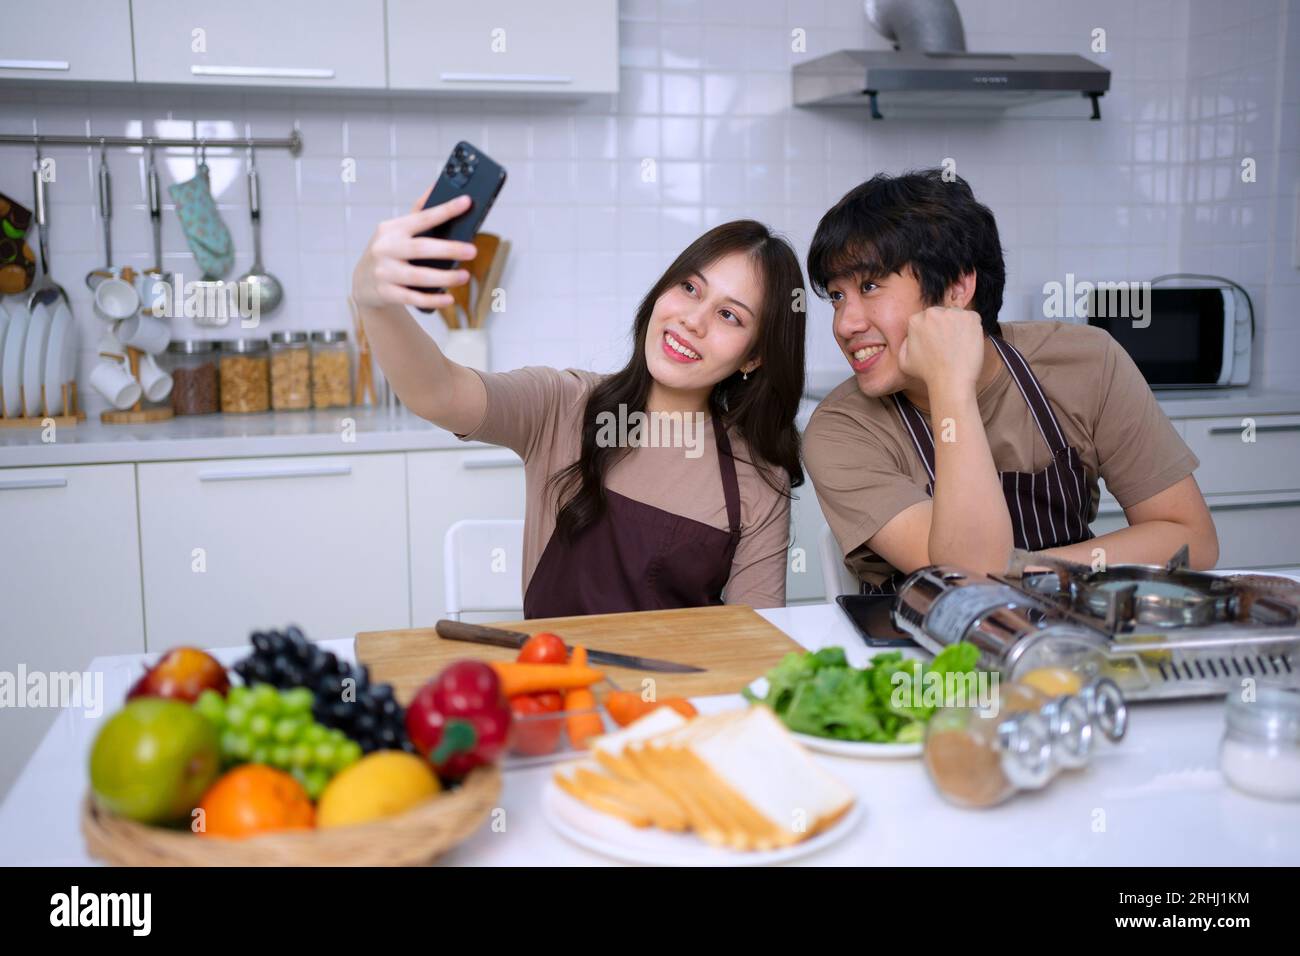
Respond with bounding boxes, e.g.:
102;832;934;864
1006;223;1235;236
89;698;221;824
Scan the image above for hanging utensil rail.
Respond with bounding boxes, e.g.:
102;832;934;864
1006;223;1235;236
0;130;303;155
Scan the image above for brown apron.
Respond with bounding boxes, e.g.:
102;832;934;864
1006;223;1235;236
863;336;1093;595
523;408;743;618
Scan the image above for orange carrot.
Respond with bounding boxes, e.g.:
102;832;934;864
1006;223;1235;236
489;661;604;697
563;646;604;749
603;691;696;727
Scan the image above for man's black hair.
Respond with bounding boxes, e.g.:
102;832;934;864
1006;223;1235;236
807;168;1006;336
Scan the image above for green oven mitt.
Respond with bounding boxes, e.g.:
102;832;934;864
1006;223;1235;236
168;162;234;279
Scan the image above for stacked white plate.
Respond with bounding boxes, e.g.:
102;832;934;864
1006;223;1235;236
0;297;79;418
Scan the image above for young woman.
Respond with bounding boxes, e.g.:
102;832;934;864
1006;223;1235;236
353;192;807;617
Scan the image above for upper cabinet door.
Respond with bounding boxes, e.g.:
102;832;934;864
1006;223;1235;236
0;0;134;82
387;0;618;94
131;0;386;89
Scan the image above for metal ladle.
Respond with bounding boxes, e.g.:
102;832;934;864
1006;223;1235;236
140;143;173;317
237;145;282;318
84;141;116;290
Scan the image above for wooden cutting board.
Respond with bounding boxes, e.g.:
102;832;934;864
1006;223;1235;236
355;605;804;703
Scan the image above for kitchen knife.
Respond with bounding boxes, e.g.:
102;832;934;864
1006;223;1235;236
434;619;705;673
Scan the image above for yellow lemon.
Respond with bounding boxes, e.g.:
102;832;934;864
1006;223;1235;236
317;750;440;828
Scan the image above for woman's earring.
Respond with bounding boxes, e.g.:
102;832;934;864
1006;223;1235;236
742;369;749;381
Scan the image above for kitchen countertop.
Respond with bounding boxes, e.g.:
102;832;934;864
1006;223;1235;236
3;587;1298;867
0;406;480;467
4;384;1297;470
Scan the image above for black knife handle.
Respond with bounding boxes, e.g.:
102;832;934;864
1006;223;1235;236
434;619;527;650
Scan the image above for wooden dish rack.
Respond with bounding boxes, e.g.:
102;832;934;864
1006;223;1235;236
0;378;85;429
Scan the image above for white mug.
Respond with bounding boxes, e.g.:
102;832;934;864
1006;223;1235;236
138;351;173;403
89;357;142;410
116;312;170;354
93;276;141;322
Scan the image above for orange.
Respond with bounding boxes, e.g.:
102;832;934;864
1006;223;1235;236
197;764;315;839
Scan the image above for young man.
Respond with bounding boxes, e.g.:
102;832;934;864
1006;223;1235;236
802;169;1218;593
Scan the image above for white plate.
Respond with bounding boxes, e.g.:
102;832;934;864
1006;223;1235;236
41;302;72;415
791;732;923;759
2;299;28;417
542;777;862;866
22;300;51;417
747;677;923;759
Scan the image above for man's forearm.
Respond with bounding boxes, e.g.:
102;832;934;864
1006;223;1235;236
927;384;1015;571
1041;519;1218;570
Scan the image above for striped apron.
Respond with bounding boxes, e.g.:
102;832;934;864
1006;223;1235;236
862;336;1094;595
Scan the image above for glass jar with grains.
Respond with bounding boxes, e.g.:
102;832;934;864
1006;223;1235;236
219;338;270;414
310;330;352;409
270;331;311;411
163;339;220;416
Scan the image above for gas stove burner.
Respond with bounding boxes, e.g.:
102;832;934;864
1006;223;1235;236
893;549;1300;703
1015;546;1298;633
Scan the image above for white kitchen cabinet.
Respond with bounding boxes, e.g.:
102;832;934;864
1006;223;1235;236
131;0;386;89
786;482;826;604
0;1;135;83
137;454;408;649
407;447;526;625
0;464;145;799
1182;415;1300;496
387;0;618;94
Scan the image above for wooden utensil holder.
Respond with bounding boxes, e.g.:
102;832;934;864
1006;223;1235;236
101;346;173;425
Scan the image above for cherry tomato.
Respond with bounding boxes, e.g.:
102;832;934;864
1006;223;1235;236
509;692;565;756
517;632;568;665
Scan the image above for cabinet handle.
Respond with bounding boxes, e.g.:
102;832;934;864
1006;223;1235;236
1208;423;1300;435
0;59;71;71
191;65;336;79
198;462;352;482
461;454;523;471
0;476;67;490
1208;499;1300;513
439;71;573;84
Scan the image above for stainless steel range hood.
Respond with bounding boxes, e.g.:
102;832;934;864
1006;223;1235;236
794;0;1110;119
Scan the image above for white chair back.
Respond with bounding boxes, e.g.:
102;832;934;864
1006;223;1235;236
819;522;859;602
443;518;525;621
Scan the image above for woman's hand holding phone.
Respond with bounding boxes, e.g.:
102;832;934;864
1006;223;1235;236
351;190;478;313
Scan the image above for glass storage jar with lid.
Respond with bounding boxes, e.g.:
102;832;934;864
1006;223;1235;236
1219;683;1300;800
219;338;270;413
310;329;352;409
163;339;220;416
270;331;311;411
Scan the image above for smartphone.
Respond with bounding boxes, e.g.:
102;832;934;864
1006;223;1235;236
835;594;917;648
410;140;507;311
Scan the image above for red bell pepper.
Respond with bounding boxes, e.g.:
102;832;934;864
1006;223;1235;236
406;661;512;779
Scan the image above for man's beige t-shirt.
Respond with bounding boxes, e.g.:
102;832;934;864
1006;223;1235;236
455;366;792;608
803;321;1201;589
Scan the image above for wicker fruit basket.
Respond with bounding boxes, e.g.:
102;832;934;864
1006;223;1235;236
82;765;501;866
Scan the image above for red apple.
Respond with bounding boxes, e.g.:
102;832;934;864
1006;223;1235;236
127;646;230;703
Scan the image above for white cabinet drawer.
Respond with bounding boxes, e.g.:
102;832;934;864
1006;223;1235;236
137;454;408;649
0;464;144;798
408;448;525;625
1183;415;1300;495
1206;493;1300;568
387;0;618;94
132;0;386;88
0;1;134;82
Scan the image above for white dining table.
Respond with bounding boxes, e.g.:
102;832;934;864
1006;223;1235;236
3;578;1299;866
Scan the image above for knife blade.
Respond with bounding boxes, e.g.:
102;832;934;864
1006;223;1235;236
433;619;705;673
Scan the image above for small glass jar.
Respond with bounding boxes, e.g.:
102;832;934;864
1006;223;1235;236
219;338;270;414
923;678;1127;808
310;330;352;409
270;331;311;411
1219;684;1300;801
163;339;220;416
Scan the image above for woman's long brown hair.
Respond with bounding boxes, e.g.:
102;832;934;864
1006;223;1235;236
548;220;807;542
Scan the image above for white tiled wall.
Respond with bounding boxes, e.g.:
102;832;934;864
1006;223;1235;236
1;0;1296;417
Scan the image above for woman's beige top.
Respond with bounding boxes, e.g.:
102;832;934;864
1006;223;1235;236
455;365;792;608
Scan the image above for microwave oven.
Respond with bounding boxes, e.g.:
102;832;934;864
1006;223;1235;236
1085;283;1252;388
